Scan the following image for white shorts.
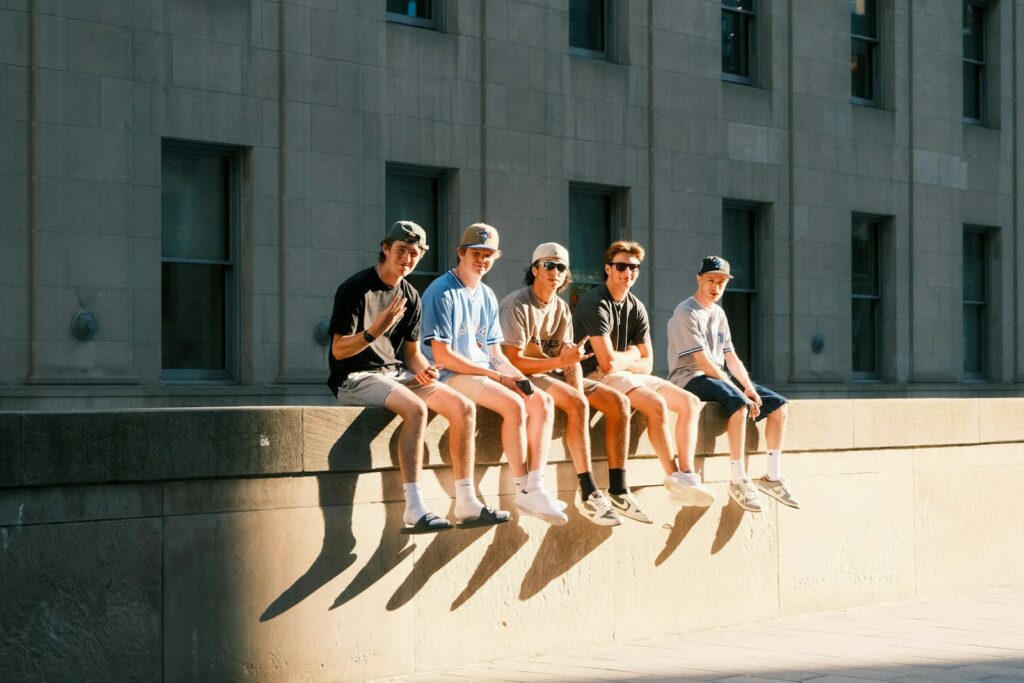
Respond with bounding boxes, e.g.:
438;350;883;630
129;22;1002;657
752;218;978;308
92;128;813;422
585;369;673;395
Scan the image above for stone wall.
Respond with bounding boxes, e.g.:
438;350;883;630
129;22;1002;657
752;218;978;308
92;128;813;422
2;398;1023;681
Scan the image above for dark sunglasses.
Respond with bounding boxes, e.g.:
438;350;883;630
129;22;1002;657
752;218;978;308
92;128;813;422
608;262;640;272
537;260;567;272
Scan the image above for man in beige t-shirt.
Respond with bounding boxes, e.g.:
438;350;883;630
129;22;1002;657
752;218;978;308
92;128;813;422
499;242;634;526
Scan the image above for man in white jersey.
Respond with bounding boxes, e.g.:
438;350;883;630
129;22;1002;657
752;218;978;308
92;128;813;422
421;224;568;525
499;242;626;526
328;221;510;534
667;256;800;512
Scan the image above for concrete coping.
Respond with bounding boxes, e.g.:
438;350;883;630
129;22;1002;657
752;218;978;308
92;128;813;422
1;397;1022;489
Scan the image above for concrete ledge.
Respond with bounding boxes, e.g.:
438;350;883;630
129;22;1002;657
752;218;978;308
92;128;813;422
4;398;1022;489
2;399;1024;682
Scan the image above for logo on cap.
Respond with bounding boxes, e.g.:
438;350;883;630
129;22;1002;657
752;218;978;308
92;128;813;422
476;228;492;241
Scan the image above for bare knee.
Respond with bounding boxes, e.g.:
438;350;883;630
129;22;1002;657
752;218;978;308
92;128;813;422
564;391;588;421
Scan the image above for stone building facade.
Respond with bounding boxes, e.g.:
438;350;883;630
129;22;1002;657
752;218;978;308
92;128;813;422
0;0;1021;409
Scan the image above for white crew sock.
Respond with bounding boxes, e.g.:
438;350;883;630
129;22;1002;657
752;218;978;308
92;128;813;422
730;458;748;485
766;449;783;480
513;474;528;493
453;477;484;520
402;482;429;525
526;469;545;493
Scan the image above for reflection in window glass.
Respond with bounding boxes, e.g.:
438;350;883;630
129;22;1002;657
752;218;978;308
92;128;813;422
850;0;878;103
722;0;755;81
387;0;432;19
569;186;613;310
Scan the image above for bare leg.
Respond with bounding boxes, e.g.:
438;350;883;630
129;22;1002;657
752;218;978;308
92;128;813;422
587;384;630;470
473;380;529;477
544;382;591;474
765;403;787;451
523;390;554;472
383;387;428;484
656;383;700;472
423;384;475;480
624;386;676;476
727;406;749;461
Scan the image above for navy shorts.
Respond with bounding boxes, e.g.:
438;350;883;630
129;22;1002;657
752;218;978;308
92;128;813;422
684;375;787;422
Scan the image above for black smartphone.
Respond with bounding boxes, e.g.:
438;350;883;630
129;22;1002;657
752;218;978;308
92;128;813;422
514;378;534;395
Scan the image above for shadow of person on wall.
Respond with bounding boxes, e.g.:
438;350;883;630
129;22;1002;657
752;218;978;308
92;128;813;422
386;409;527;612
711;499;746;554
261;409;411;622
655;505;710;566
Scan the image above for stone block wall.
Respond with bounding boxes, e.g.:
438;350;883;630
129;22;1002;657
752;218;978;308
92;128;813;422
1;397;1023;681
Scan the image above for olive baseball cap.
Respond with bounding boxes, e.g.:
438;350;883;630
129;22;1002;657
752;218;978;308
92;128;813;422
386;221;429;251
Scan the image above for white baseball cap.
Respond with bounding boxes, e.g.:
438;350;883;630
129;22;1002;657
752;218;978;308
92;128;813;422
531;242;569;265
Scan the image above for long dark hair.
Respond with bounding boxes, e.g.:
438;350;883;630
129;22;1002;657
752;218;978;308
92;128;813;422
523;261;573;293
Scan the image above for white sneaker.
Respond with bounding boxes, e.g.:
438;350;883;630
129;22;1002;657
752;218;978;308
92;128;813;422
580;491;622;527
664;471;715;507
728;479;764;513
608;491;653;524
756;476;801;509
515;489;569;526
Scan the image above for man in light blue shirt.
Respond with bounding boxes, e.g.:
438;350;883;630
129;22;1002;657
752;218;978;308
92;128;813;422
422;223;567;525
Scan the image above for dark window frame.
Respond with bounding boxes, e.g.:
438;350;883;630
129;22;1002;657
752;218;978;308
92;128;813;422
962;226;989;380
160;139;241;382
722;0;757;85
567;182;624;310
385;163;449;293
386;0;440;30
851;215;883;381
850;0;879;106
721;201;762;377
962;0;987;124
569;0;611;60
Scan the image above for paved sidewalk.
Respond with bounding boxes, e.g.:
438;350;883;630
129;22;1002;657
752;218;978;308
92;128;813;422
377;584;1024;682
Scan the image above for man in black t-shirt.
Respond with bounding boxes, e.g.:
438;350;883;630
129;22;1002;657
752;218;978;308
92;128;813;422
572;240;714;519
328;221;509;534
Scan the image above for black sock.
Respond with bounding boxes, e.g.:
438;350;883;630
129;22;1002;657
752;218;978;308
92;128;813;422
608;468;627;495
578;472;597;500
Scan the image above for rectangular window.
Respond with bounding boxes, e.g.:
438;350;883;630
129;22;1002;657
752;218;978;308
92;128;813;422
851;217;882;379
851;0;878;104
963;1;986;123
161;141;239;380
568;184;620;309
387;0;437;29
963;228;988;378
569;0;608;58
385;164;446;293
722;0;755;84
721;203;759;375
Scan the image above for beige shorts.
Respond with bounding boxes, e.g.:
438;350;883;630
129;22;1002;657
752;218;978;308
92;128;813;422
334;368;440;406
443;373;494;402
586;369;672;395
529;372;603;396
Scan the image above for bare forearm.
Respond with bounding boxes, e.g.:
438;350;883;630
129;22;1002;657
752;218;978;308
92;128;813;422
331;332;372;361
432;343;500;380
503;347;565;376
